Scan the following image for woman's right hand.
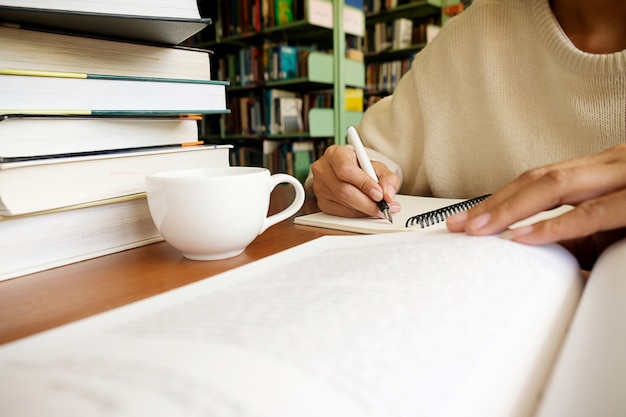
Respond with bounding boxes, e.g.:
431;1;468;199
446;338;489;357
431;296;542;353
309;145;401;218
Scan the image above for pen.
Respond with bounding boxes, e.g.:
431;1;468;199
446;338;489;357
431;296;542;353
346;126;393;223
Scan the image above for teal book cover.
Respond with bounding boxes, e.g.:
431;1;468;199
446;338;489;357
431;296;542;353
278;45;297;80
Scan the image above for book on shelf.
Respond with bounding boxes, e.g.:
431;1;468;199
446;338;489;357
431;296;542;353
262;139;320;183
236;46;264;86
217;0;309;37
365;58;413;95
1;69;228;115
0;193;162;282
2;222;625;416
230;143;263;168
0;115;203;159
427;23;440;43
345;47;364;61
270;44;298;81
262;140;279;172
275;0;295;25
264;89;297;134
392;18;414;49
292;140;316;183
294;194;573;234
345;88;364;111
373;21;391;52
0;144;232;216
345;0;365;8
0;3;209;45
275;97;304;134
0;25;213;80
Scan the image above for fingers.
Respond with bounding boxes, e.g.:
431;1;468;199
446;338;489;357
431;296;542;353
373;161;401;205
502;188;626;245
310;145;400;218
447;145;626;245
311;145;381;217
448;153;601;233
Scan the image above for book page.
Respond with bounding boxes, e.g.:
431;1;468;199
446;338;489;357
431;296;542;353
0;233;583;417
534;237;626;417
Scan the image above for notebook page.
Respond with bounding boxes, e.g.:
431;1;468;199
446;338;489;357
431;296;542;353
0;233;583;417
293;195;572;234
294;195;463;233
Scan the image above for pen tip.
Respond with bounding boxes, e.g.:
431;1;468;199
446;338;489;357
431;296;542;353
383;209;393;224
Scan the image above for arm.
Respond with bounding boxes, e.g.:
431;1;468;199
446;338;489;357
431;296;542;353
308;65;428;217
447;145;626;266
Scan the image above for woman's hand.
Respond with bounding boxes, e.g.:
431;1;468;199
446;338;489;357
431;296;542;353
447;145;626;264
310;145;401;218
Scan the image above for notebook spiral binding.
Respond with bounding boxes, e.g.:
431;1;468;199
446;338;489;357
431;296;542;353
405;194;491;228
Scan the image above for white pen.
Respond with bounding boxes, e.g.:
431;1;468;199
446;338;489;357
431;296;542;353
346;126;393;223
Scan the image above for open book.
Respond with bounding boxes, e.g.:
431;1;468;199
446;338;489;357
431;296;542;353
1;232;625;417
294;194;572;234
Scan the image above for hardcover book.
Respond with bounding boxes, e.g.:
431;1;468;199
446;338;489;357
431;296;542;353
0;194;162;281
0;115;202;159
2;230;625;416
0;4;209;45
0;145;232;216
0;69;228;115
0;26;213;80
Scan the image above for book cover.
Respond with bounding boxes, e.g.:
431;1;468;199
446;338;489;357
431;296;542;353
292;141;315;183
0;5;209;45
0;69;229;115
393;18;414;49
0;26;213;81
275;97;303;134
277;45;298;80
264;89;296;134
0;145;232;216
345;88;364;111
0;115;202;159
0;194;162;281
275;0;294;25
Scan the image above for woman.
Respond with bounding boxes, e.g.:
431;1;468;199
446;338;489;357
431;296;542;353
309;0;626;266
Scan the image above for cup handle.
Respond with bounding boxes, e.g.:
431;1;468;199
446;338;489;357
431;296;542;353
260;174;306;233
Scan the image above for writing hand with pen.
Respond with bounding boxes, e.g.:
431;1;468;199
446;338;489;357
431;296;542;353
309;126;401;222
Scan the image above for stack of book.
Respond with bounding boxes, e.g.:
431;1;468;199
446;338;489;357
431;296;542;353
0;1;231;280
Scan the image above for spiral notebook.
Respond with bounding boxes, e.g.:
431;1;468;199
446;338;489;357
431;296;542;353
294;194;571;234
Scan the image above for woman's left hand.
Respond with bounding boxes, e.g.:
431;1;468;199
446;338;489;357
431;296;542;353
446;144;626;265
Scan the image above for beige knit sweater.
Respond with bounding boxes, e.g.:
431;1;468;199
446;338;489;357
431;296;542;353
356;0;626;199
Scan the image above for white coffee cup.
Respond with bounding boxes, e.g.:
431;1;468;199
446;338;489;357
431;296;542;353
145;167;305;260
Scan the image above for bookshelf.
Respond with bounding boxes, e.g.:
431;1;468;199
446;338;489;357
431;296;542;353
362;0;476;106
194;0;366;178
363;0;441;106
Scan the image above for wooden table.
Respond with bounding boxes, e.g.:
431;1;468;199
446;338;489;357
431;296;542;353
0;186;352;345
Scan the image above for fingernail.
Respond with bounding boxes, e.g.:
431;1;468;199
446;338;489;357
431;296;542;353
500;226;533;241
389;201;401;213
447;210;468;225
370;188;383;201
386;185;396;200
467;212;490;232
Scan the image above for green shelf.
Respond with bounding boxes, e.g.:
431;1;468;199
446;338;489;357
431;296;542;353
309;108;363;140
